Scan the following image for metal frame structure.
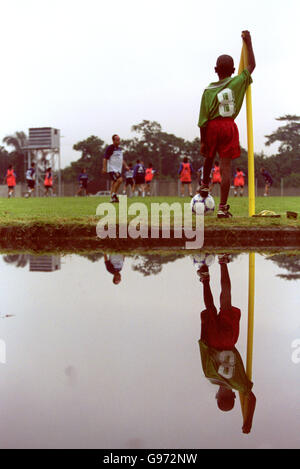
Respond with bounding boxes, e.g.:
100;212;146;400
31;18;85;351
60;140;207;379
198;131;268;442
25;127;61;196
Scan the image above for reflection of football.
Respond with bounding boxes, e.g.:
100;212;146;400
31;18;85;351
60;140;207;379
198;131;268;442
192;253;215;268
191;193;215;215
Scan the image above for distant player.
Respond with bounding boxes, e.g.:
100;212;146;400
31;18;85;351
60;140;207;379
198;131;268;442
133;159;146;196
44;167;53;196
76;168;89;196
123;162;134;197
5;165;16;198
233;167;245;196
178;157;194;197
102;134;129;203
260;167;273;196
145;163;155;196
198;30;256;218
209;161;221;193
25;162;36;198
104;253;124;285
197;254;256;433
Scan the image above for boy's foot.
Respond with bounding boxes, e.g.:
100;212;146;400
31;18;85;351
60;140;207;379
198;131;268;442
197;183;209;198
197;265;210;283
110;194;119;203
218;254;232;264
217;204;233;218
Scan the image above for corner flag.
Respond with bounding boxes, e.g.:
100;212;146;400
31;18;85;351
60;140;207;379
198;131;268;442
238;42;255;217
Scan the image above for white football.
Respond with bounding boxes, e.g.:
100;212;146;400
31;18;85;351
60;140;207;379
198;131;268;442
191;193;215;215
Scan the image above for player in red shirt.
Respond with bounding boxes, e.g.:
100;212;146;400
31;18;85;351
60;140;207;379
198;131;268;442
5;165;16;198
178;157;194;197
209;161;222;194
234;167;245;196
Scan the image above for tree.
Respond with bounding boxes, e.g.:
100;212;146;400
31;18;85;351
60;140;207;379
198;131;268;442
2;131;29;182
265;115;300;154
62;135;106;184
73;135;105;160
128;120;188;178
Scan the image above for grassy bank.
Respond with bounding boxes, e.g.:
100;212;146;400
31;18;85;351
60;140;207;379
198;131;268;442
0;196;299;250
0;195;299;226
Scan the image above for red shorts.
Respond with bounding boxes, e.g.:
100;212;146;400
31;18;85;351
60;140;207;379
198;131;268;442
204;117;240;159
200;306;241;350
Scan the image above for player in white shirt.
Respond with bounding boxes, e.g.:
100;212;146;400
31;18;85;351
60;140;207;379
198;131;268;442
102;134;129;203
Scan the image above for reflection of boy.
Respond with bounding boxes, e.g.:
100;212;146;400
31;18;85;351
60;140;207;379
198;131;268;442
198;256;256;433
104;254;124;285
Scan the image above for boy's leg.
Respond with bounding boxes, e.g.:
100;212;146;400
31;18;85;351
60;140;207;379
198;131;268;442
199;158;214;197
180;182;184;197
217;158;233;218
203;158;214;186
220;263;232;311
220;158;231;205
203;277;215;310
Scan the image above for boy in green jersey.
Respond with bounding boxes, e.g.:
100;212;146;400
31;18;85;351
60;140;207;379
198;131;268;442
198;31;255;218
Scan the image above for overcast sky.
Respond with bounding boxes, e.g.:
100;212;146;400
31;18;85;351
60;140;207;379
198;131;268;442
1;0;299;168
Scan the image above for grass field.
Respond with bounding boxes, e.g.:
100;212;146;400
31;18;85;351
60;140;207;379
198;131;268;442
0;195;299;228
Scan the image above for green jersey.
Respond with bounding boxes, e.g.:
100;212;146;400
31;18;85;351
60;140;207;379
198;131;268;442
199;340;253;393
198;69;253;128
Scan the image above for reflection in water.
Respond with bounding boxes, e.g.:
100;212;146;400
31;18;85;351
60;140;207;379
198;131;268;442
104;253;125;284
194;253;256;434
265;254;300;280
29;255;61;272
131;254;183;277
3;254;61;272
3;254;29;268
0;250;299;448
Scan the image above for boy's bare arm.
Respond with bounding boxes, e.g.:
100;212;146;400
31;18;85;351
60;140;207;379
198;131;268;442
242;30;256;74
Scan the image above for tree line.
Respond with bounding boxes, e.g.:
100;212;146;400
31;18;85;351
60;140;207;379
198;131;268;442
1;115;299;187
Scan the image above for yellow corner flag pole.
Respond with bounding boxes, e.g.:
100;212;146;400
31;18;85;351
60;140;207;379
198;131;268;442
239;252;255;420
246;252;255;379
238;43;255;217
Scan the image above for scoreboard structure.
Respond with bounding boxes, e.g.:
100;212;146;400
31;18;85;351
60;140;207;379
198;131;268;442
27;127;60;150
25;127;61;196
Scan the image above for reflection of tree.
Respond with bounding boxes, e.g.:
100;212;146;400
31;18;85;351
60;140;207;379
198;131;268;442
3;254;29;268
266;254;300;280
81;253;104;263
131;254;182;277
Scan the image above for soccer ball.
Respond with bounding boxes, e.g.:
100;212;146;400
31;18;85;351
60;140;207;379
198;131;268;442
191;253;215;268
191;193;215;215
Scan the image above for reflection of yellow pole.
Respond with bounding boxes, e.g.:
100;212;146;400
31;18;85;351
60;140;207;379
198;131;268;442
239;252;255;419
247;252;255;379
238;43;255;217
